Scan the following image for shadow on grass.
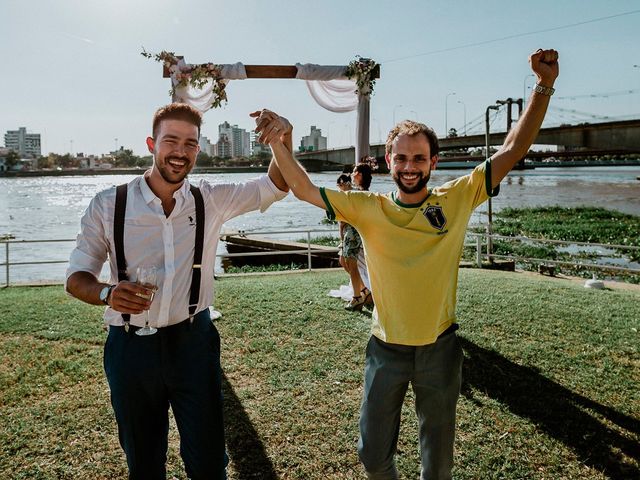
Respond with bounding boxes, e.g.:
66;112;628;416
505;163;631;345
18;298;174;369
222;372;279;479
460;337;640;479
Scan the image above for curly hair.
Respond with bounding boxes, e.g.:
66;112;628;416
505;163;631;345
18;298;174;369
152;103;202;138
337;173;352;186
385;120;439;157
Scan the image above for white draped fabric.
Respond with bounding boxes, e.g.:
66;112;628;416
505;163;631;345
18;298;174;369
170;60;247;113
301;79;359;113
295;63;369;161
295;63;358;113
168;60;371;162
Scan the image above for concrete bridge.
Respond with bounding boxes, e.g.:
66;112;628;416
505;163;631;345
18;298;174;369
296;119;640;170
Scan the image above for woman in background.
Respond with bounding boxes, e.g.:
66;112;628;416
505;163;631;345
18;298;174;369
336;163;374;310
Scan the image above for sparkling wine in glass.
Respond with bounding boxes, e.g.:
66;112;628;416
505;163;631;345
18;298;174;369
135;266;158;336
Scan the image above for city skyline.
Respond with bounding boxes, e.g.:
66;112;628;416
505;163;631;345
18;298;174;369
1;0;639;156
2;121;327;159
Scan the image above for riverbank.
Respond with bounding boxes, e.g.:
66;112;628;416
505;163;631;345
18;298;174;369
0;165;271;177
1;269;638;478
2;158;640;177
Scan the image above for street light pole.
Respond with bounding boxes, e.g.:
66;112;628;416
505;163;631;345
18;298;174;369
445;92;456;137
523;74;535;108
326;121;334;148
457;100;467;136
485;104;500;262
393;104;403;126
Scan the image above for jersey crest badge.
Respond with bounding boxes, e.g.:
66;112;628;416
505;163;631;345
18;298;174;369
423;205;447;230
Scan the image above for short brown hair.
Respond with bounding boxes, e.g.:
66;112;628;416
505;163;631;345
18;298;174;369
152;103;202;138
385;120;439;157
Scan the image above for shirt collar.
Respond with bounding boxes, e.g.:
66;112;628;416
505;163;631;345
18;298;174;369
390;190;430;208
139;173;191;205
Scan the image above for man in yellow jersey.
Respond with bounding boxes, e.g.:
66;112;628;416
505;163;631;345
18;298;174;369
253;48;559;479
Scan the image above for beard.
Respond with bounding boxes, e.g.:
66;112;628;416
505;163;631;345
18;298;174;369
156;156;193;184
392;171;431;194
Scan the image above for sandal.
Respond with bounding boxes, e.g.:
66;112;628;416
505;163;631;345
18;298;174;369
361;287;374;307
345;294;365;311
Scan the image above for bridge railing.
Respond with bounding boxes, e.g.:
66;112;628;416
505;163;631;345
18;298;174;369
1;229;638;287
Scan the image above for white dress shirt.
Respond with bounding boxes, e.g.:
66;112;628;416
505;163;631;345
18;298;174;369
66;174;287;327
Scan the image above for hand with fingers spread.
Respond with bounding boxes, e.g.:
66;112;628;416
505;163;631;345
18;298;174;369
108;281;153;315
529;48;559;87
250;109;292;145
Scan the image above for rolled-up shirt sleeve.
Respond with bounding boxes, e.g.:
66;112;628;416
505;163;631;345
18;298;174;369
65;193;110;287
257;174;288;212
205;174;288;222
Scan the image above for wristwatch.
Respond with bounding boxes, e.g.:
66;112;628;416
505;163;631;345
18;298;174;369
534;83;555;96
99;285;115;305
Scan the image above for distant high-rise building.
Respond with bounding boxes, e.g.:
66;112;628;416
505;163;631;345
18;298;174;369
199;136;214;156
300;126;327;152
4;127;41;157
217;121;250;158
250;131;271;157
215;133;232;159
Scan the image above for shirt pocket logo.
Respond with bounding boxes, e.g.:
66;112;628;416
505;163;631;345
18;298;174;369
423;205;447;231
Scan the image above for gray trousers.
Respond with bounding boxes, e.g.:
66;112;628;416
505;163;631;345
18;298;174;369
357;331;463;480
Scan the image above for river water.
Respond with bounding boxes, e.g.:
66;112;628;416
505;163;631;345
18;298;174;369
1;166;639;283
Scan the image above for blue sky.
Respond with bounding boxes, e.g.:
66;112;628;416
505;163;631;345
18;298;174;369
1;0;639;155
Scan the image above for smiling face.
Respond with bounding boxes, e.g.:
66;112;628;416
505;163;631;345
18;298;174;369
386;133;438;199
146;118;200;186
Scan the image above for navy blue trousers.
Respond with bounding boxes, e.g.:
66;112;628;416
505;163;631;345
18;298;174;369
104;309;228;480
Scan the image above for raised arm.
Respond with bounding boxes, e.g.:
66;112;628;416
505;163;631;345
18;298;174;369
249;109;291;193
490;49;559;188
251;109;325;209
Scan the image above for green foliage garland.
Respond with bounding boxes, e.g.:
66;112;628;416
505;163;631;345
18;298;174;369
345;56;377;96
141;48;228;109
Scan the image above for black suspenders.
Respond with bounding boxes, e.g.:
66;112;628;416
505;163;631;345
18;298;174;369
188;185;205;320
114;185;130;328
113;182;205;331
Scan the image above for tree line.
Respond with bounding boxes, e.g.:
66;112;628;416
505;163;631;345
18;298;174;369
2;149;274;170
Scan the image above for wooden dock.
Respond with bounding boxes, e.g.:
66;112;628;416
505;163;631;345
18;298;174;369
220;235;340;269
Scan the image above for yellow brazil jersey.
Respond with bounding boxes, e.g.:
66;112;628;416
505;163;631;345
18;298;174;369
320;160;498;346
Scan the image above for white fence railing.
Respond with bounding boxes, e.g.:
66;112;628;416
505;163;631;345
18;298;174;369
1;228;639;287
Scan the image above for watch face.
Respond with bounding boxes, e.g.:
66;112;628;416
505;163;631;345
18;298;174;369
100;286;110;303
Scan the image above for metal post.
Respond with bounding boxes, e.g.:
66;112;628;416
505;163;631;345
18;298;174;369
445;92;456;137
307;231;312;271
485;105;499;263
523;74;534;108
457;100;467;136
5;241;9;287
476;234;482;267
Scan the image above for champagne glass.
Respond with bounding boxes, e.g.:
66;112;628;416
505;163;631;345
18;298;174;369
135;266;158;336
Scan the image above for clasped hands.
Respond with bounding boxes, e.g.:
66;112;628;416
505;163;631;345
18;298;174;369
250;109;292;145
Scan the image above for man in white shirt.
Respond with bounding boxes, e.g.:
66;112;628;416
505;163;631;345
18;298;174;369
66;104;289;479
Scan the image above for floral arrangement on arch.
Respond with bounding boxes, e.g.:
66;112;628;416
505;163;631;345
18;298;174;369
345;56;378;96
141;49;228;109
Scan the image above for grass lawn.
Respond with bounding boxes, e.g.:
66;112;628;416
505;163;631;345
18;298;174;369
1;269;638;479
